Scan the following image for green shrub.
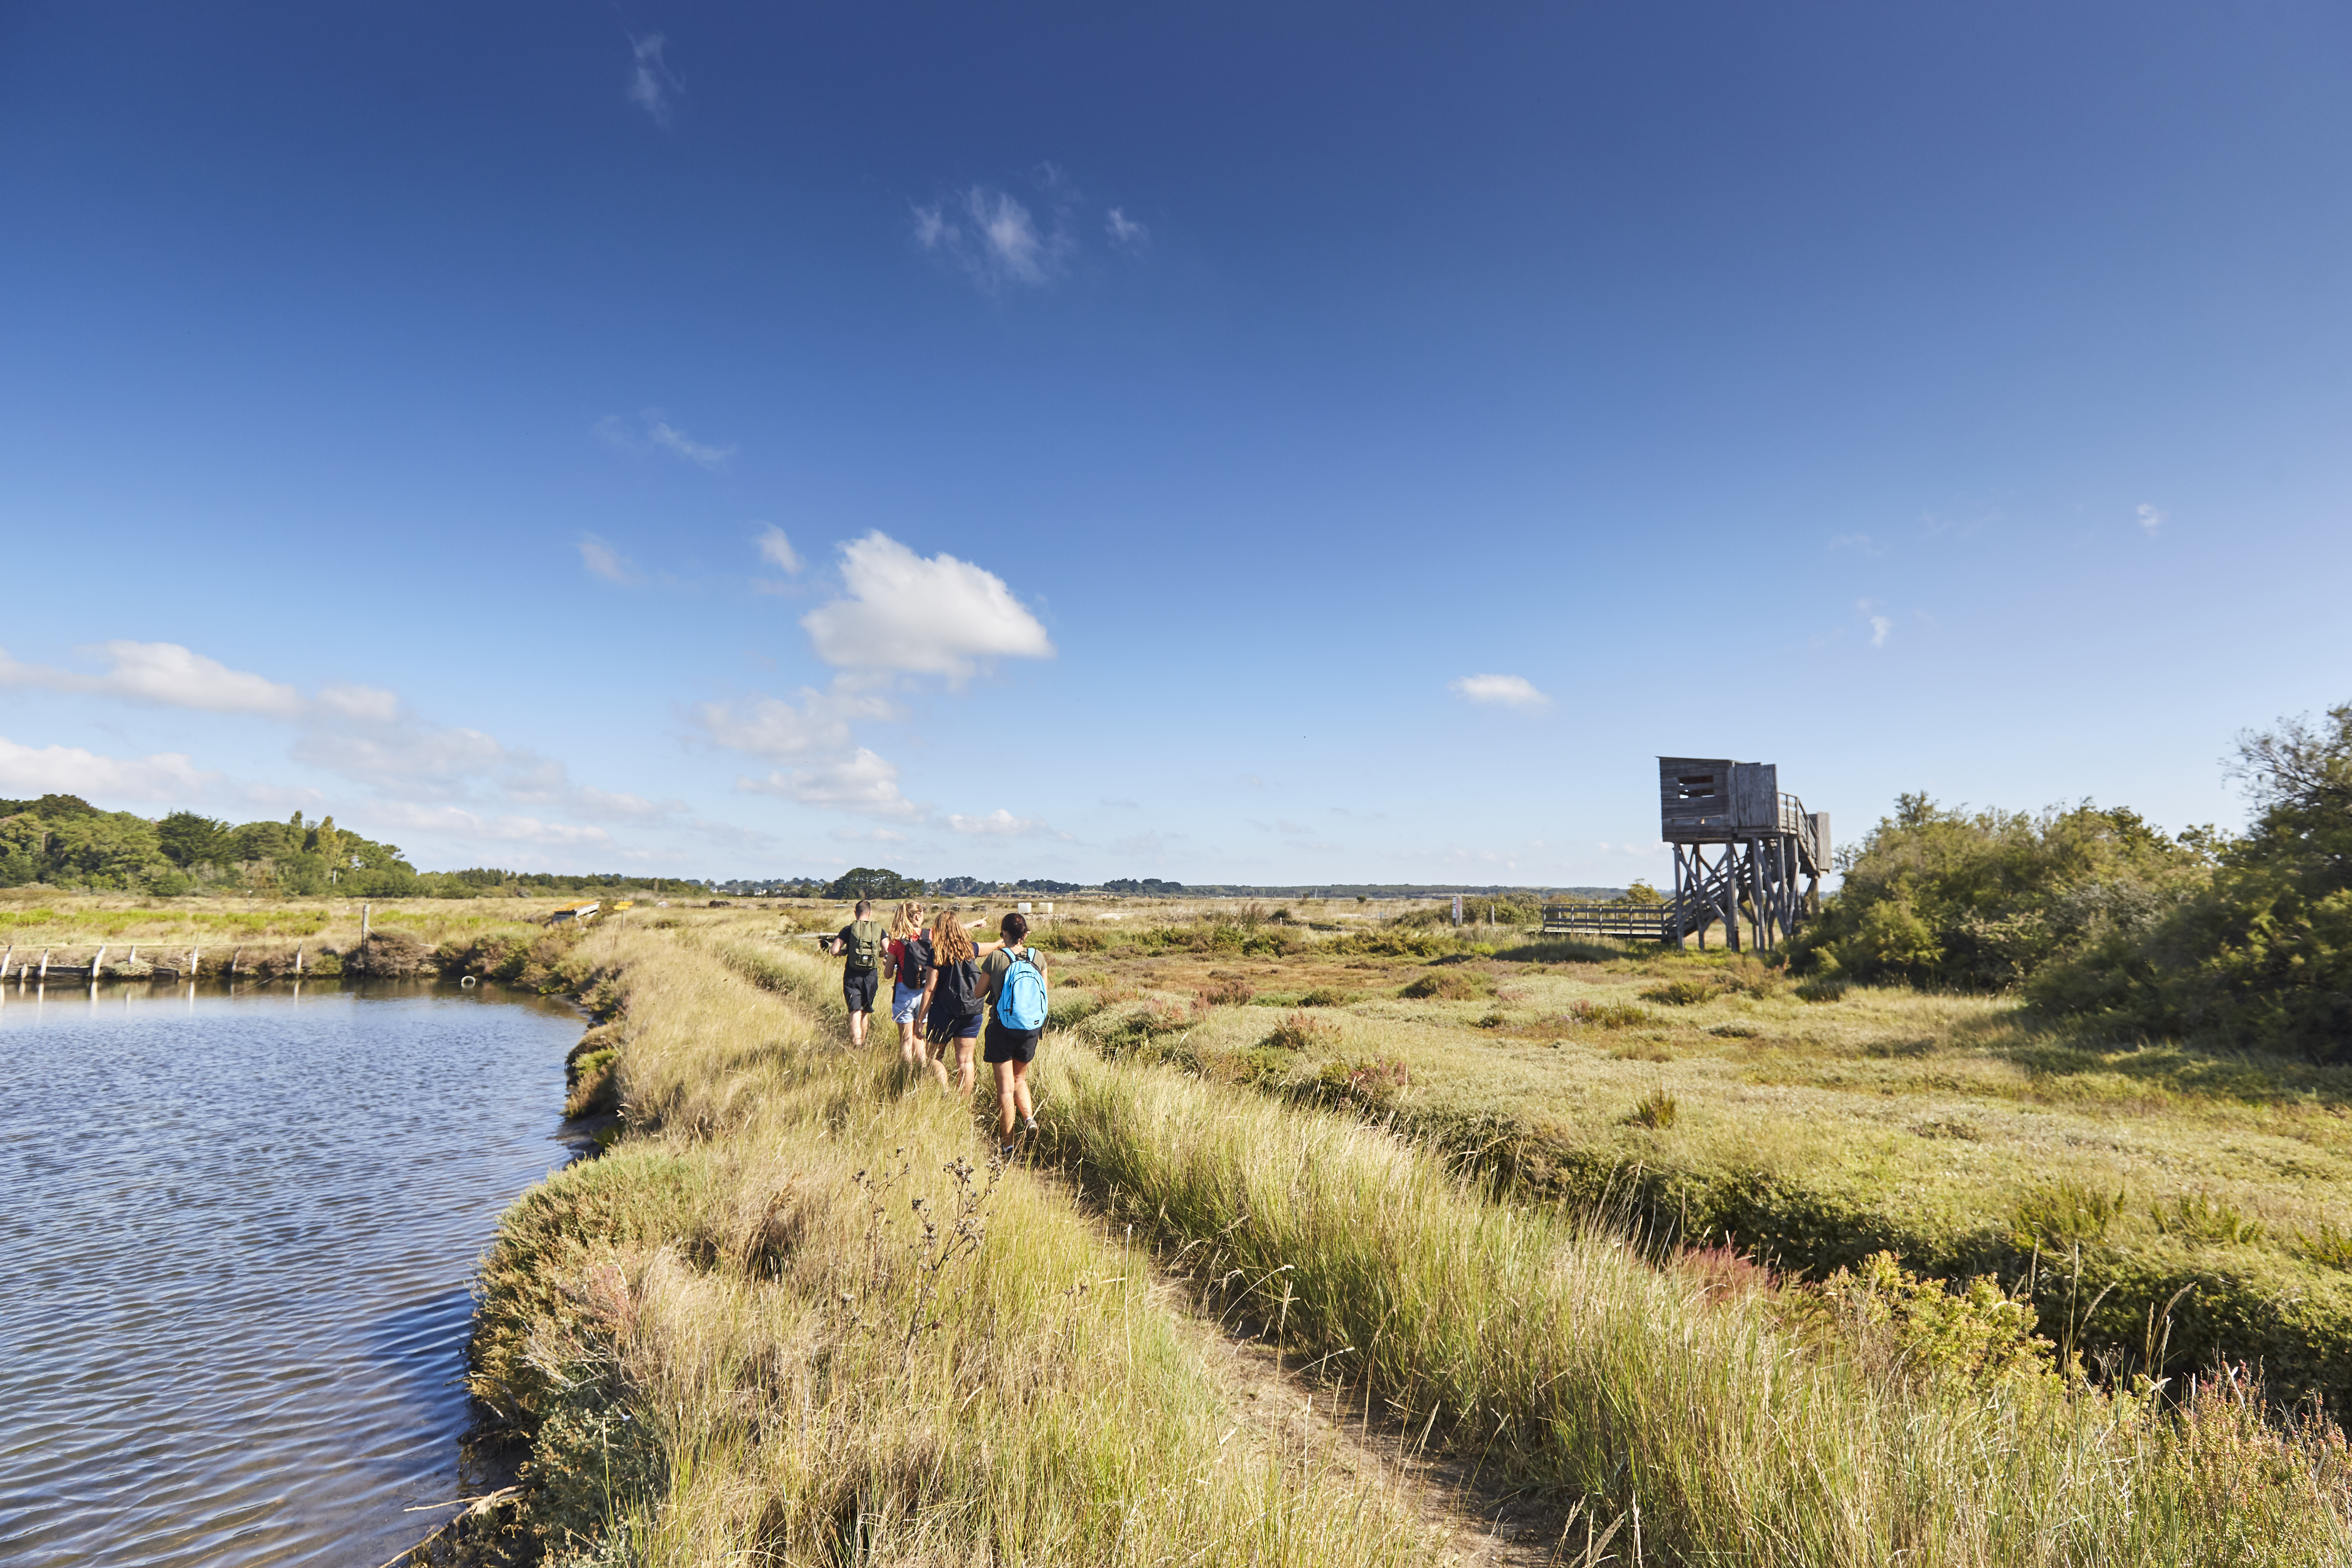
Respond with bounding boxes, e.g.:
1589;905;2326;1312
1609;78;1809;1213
1296;985;1351;1006
1798;1252;2058;1393
1627;1088;1677;1129
1787;793;2214;991
1568;999;1653;1029
1641;978;1716;1006
2012;1180;2128;1249
2150;1192;2266;1247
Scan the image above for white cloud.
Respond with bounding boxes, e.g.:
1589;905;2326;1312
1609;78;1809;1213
694;680;898;762
578;536;640;585
1105;207;1149;250
594;410;731;468
738;747;921;819
315;683;401;724
625;34;680;125
802;532;1054;678
370;801;617;847
754;525;802;574
0;736;220;801
912;186;1072;289
947;808;1048;836
0;641;304;718
289;724;509;800
1869;616;1893;648
1449;673;1552;711
2138;503;2166;533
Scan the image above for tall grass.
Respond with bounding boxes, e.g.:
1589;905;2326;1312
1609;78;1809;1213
1031;1048;2352;1567
467;929;1435;1566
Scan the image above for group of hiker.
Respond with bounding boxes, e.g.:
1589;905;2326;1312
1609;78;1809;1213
825;898;1050;1156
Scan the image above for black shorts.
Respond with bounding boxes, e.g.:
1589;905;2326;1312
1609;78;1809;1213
983;1017;1042;1064
843;967;879;1014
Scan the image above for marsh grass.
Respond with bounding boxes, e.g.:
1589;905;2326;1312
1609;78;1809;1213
467;928;1435;1566
1031;1050;2352;1566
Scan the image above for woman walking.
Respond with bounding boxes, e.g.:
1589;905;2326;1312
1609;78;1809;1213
918;909;985;1096
885;901;933;1082
981;912;1048;1157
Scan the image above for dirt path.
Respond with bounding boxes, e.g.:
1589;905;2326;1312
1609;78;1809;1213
1036;1170;1612;1567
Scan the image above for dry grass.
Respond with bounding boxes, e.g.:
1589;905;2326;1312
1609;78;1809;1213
464;926;1439;1566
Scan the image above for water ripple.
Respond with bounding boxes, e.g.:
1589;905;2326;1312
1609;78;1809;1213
0;981;577;1568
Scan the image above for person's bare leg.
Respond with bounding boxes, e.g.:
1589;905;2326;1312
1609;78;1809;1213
994;1059;1019;1141
955;1037;977;1096
898;1017;920;1070
928;1043;950;1090
849;1008;869;1049
1011;1059;1034;1127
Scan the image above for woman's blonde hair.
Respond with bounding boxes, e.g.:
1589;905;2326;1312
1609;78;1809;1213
889;901;925;940
929;909;975;963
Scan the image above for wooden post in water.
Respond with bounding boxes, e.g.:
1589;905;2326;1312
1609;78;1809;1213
127;945;137;971
293;946;303;976
0;944;11;981
91;945;107;985
359;903;371;976
39;949;51;979
229;946;241;980
190;949;200;980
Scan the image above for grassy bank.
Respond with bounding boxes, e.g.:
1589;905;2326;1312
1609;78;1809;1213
459;923;1436;1566
455;911;2352;1564
1052;931;2352;1411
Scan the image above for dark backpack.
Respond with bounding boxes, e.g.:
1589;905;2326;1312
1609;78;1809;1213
844;919;884;970
932;957;979;1022
897;935;932;990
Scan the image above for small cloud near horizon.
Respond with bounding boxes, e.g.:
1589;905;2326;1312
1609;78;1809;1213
1449;673;1552;711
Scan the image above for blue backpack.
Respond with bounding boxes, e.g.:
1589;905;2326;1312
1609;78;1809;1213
996;947;1048;1030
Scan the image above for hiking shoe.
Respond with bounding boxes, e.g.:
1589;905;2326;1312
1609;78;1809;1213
1021;1117;1038;1136
998;1141;1017;1161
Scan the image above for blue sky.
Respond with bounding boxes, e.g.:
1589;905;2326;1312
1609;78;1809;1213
3;2;2349;886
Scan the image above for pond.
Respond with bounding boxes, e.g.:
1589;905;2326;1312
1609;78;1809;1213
0;979;581;1568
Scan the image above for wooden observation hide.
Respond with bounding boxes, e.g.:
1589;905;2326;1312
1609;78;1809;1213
1658;758;1828;951
1540;759;1828;950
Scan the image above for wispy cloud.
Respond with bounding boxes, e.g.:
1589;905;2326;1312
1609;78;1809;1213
1829;532;1883;555
577;535;641;585
1105;207;1149;251
2138;502;2166;533
625;34;681;125
802;532;1054;679
947;808;1055;837
1449;673;1552;711
912;185;1073;290
754;524;802;574
369;800;618;847
594;410;732;468
738;748;922;819
693;679;898;762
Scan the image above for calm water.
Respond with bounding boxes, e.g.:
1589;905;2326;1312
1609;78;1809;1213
0;980;581;1568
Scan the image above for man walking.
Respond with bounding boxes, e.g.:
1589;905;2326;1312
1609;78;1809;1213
825;897;886;1048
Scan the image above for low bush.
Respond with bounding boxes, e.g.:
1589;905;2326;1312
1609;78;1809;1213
1398;970;1488;1001
1312;1056;1411;1113
1641;978;1717;1006
1265;1011;1339;1052
1627;1088;1678;1129
1295;985;1352;1006
1195;974;1255;1007
1567;998;1653;1028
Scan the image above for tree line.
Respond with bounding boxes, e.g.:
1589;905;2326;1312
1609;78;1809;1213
1790;702;2352;1061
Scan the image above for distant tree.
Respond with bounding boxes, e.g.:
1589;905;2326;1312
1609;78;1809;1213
825;866;922;901
1624;879;1665;906
157;811;230;869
